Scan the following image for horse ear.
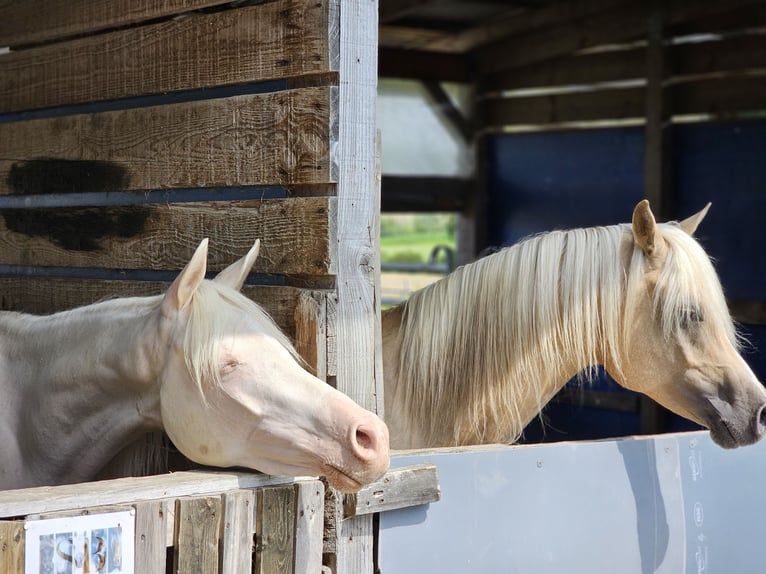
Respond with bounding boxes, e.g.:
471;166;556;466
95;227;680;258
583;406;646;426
213;239;260;291
632;199;661;256
678;202;711;236
162;238;209;313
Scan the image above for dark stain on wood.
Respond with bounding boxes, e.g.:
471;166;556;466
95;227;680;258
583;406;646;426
4;158;150;251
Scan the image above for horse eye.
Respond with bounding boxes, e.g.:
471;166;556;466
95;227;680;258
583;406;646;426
220;359;241;375
680;307;703;328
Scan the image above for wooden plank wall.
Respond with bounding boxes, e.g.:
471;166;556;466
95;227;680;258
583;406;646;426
0;1;381;571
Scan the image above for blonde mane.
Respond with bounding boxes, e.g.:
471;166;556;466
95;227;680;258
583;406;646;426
184;280;301;393
395;221;737;447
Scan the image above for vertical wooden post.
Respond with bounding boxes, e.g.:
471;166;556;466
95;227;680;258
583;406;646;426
295;291;328;381
294;481;325;573
332;0;381;571
134;500;167;574
220;490;256;574
642;0;672;435
0;521;24;573
255;486;297;574
173;496;222;574
644;0;673;220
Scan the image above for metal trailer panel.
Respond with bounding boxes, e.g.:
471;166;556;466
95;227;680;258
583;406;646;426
378;431;766;573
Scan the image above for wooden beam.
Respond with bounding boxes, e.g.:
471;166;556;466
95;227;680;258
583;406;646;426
481;33;766;94
476;0;766;76
333;0;380;571
422;81;472;141
378;47;470;82
294;481;325;574
381;176;469;212
0;471;306;527
480;87;645;129
343;464;440;518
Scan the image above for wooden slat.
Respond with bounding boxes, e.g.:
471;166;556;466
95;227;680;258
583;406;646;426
0;1;234;47
476;0;766;75
0;0;336;112
481;87;645;128
0;471;306;520
294;291;328;379
0;280;321;340
0;198;336;275
173;496;222;573
294;481;324;574
220;490;256;574
255;486;296;574
481;33;766;93
0;521;24;574
135;500;168;574
343;464;440;518
0;89;336;189
482;75;766;128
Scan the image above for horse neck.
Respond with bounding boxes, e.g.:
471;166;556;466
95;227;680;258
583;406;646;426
0;298;166;486
385;226;627;448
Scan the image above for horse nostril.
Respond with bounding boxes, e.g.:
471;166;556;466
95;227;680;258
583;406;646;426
758;405;766;436
356;427;374;450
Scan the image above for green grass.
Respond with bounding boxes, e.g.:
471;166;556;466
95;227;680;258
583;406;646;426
380;231;455;264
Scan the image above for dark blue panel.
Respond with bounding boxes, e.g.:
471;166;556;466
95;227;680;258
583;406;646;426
673;121;766;301
486;127;644;246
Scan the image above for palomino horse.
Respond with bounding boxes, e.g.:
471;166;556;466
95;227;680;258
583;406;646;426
0;239;389;492
382;200;766;450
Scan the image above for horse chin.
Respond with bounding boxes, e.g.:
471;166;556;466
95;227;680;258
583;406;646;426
708;422;740;449
707;416;762;449
323;464;364;493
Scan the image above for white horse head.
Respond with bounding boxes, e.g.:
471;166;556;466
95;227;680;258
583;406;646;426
157;239;390;491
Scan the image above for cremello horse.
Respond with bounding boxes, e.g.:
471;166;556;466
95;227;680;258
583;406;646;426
0;239;389;492
382;200;766;450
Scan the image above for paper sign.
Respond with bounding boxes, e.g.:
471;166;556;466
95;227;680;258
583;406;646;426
24;510;135;574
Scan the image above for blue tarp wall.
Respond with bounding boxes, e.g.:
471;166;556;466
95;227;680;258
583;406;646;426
486;121;766;442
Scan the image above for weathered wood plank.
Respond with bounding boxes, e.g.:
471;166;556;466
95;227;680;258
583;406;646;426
294;291;328;380
0;471;308;520
0;521;24;574
255;486;296;574
220;490;256;574
0;1;234;47
173;496;222;573
0;0;336;112
0;198;336;275
343;464;440;518
0;280;320;339
294;481;324;574
135;500;168;574
0;89;335;189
